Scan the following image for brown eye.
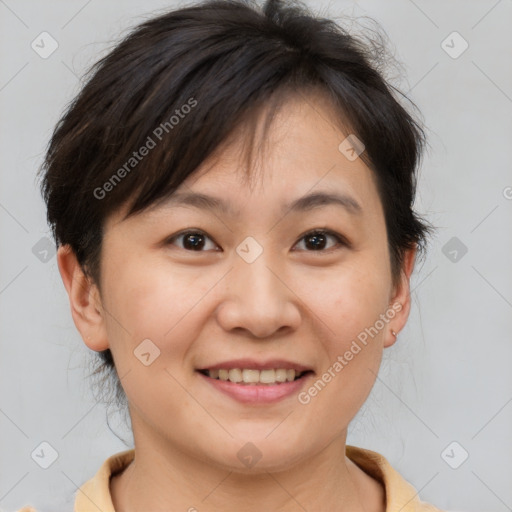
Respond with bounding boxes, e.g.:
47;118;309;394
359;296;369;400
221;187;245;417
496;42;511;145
167;230;218;251
293;229;346;253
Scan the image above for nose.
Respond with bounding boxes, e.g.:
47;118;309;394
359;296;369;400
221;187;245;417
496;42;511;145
216;254;302;339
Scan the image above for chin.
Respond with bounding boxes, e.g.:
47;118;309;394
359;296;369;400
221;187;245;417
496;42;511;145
210;436;308;474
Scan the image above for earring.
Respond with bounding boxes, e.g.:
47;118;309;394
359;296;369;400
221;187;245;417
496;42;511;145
391;330;397;338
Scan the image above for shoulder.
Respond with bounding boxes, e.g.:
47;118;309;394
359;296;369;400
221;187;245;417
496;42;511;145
74;448;135;510
16;450;135;512
346;444;445;512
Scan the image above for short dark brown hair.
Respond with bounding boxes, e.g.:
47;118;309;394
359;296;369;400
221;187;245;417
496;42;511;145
38;0;433;411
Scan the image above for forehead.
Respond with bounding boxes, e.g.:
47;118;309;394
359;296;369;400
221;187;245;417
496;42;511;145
175;94;375;205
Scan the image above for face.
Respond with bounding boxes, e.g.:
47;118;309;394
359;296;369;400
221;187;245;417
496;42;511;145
59;92;414;473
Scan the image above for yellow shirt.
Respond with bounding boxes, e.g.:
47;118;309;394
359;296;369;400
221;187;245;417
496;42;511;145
18;445;443;511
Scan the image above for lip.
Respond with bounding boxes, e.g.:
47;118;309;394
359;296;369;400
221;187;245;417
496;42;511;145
197;358;313;372
197;370;313;404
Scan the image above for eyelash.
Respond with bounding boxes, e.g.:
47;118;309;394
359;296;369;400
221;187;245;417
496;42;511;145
166;228;349;254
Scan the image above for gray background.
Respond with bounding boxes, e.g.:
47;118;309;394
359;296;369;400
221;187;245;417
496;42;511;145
1;1;511;511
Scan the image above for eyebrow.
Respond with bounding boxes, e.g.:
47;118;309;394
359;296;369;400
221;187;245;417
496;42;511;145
159;190;362;216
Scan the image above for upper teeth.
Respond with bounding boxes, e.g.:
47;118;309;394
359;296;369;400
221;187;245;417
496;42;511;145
207;368;302;384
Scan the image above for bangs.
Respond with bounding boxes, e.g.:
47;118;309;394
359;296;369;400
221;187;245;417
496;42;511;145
39;0;429;290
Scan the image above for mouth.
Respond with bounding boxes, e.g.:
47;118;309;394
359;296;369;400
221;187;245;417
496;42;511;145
195;359;315;403
197;368;313;385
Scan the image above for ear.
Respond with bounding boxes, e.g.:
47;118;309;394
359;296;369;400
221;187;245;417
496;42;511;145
384;245;417;348
56;244;109;352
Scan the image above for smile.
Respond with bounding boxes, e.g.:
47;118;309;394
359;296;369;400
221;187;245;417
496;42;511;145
196;367;314;404
198;368;311;385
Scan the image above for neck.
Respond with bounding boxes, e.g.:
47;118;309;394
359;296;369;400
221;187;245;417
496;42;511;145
110;429;384;512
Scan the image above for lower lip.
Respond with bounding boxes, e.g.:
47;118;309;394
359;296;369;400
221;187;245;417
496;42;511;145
197;371;312;404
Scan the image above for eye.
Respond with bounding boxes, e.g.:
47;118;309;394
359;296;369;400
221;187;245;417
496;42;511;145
167;230;219;252
293;229;347;253
165;228;348;253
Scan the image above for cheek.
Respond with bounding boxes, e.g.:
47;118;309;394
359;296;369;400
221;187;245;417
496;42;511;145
306;252;391;339
101;253;219;366
299;252;391;398
99;257;205;415
100;254;176;358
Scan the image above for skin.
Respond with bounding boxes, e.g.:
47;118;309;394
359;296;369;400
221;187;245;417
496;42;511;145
57;91;416;512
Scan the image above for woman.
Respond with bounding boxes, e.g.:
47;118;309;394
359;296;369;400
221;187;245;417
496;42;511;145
22;0;442;510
